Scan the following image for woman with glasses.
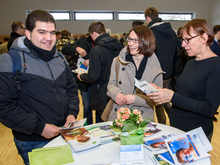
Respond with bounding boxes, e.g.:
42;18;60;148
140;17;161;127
147;19;220;141
107;25;163;121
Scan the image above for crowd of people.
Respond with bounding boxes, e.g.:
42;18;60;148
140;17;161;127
0;7;220;165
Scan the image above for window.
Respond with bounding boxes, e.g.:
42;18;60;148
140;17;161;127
159;13;193;21
48;11;71;20
118;12;194;21
118;12;145;21
74;12;114;20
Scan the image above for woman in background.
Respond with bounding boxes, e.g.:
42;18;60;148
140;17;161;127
147;19;220;141
107;25;163;121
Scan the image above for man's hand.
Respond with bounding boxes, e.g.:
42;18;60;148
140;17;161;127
63;115;76;128
82;59;89;68
76;47;86;57
77;74;83;81
41;124;60;139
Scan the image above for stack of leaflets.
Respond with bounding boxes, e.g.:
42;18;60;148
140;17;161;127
147;127;212;165
88;125;119;143
28;144;74;165
60;118;87;130
144;133;176;152
61;127;101;152
164;127;212;164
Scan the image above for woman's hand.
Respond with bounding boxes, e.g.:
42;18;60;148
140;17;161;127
147;84;174;104
115;93;126;105
124;94;135;105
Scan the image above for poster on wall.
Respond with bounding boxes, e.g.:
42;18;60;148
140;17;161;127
106;28;111;34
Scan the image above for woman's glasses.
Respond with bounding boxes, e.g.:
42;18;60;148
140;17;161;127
180;35;200;44
127;37;139;43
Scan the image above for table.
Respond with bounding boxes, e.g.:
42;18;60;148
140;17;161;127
44;122;211;165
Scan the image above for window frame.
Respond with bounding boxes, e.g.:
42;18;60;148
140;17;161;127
26;10;72;21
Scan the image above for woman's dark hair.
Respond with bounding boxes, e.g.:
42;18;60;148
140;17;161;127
127;25;156;57
180;19;214;46
26;10;56;32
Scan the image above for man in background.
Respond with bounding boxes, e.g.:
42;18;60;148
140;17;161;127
3;37;9;43
210;25;220;56
210;25;220;122
0;37;10;54
77;21;122;123
62;34;94;124
144;7;181;124
119;32;126;46
56;29;75;52
56;31;62;41
0;10;79;165
7;21;26;50
123;20;144;47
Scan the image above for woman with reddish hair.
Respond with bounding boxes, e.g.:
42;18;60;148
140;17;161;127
147;19;220;141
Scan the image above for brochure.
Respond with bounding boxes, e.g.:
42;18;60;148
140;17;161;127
60;118;87;130
88;125;119;143
149;152;174;165
143;123;162;138
28;144;74;165
144;134;175;152
144;128;162;137
72;68;88;74
61;127;101;152
157;151;175;165
134;78;158;94
164;127;212;165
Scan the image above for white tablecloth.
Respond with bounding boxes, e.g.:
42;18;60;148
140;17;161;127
44;122;211;165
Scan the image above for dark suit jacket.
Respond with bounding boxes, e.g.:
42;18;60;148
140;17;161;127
210;40;220;57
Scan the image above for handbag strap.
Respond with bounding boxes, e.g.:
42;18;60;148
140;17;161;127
115;56;120;87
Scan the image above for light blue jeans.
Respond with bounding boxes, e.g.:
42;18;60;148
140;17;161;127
14;138;49;165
